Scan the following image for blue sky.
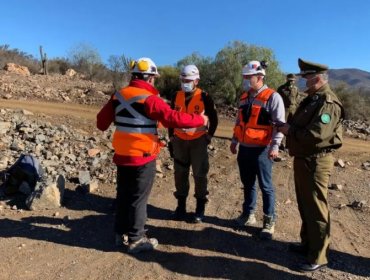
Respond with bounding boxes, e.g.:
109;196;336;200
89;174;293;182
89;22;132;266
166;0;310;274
1;0;370;73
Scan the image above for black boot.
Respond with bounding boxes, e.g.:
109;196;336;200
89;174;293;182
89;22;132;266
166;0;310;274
174;197;187;220
193;199;206;223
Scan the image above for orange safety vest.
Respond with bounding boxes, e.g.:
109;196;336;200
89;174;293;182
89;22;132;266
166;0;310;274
174;88;207;140
112;86;161;157
234;88;275;146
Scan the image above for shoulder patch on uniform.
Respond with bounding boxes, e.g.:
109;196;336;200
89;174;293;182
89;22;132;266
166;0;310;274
325;93;333;103
320;113;331;124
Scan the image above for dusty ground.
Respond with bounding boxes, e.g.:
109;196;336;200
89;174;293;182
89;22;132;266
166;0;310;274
0;100;369;280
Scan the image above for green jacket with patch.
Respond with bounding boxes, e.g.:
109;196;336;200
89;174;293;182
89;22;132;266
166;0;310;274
277;82;299;111
287;84;344;157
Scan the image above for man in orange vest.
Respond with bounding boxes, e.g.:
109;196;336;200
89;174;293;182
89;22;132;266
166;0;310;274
168;65;218;223
97;58;208;253
230;60;285;240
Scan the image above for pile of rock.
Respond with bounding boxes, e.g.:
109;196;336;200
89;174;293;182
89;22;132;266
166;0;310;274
343;120;370;140
0;67;114;106
0;108;116;208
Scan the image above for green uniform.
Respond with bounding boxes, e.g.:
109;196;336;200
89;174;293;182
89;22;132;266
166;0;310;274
287;83;344;265
277;81;299;123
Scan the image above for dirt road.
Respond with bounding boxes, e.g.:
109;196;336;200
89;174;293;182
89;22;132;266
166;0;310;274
0;100;369;280
3;99;368;153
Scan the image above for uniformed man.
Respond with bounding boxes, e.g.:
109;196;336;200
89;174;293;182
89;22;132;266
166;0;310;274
277;58;344;272
277;73;299;150
277;73;299;123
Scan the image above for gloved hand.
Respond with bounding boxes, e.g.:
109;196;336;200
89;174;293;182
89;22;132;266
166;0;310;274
230;142;238;154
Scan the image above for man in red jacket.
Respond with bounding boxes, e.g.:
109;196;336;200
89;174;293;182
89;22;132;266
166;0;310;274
97;57;208;254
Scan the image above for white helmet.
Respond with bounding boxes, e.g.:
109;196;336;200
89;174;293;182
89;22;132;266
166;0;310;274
242;60;267;76
130;57;160;76
179;65;200;80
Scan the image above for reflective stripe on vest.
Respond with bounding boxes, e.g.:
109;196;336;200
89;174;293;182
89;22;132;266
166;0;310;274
177;126;207;133
112;87;161;158
114;92;157;134
234;88;275;146
174;88;207;140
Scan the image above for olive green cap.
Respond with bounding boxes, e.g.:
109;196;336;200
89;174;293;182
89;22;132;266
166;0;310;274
287;73;296;80
296;58;329;76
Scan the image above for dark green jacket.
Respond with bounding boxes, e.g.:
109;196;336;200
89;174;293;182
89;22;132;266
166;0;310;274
287;84;344;157
277;82;299;110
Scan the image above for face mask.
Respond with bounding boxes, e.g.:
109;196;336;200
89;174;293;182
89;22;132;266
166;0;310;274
242;79;251;91
181;81;194;93
303;76;317;92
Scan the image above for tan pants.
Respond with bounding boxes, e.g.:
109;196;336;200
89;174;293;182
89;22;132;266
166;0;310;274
294;154;333;265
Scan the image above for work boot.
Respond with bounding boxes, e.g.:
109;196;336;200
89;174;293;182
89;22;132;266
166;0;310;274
235;213;257;227
297;262;327;272
115;233;129;247
193;199;206;223
127;236;158;254
174;197;187;220
260;215;275;240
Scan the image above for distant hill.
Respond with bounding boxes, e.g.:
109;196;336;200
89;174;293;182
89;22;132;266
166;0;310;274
296;68;370;93
328;68;370;89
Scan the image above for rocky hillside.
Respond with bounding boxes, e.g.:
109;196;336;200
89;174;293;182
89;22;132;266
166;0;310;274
0;68;113;106
329;68;370;90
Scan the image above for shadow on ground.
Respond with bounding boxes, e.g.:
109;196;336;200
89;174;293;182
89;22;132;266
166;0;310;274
0;201;369;278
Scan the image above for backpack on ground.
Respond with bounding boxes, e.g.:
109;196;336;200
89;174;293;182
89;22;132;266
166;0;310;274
0;154;44;195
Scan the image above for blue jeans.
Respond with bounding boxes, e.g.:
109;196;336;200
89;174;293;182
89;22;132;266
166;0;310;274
237;146;275;218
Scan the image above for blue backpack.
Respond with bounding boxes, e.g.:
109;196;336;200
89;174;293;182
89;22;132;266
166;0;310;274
1;154;44;195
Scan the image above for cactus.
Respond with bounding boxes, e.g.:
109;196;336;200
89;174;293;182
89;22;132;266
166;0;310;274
39;46;48;75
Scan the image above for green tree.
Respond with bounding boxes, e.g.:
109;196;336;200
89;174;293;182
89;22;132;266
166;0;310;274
161;42;285;105
212;41;285;104
155;66;179;101
334;83;370;121
176;52;215;91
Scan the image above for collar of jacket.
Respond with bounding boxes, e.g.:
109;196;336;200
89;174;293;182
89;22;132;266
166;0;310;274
129;79;159;96
248;84;268;98
305;82;330;96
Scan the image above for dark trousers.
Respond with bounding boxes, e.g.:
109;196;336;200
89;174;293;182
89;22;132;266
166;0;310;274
237;145;275;218
115;160;156;242
172;135;209;200
294;154;333;265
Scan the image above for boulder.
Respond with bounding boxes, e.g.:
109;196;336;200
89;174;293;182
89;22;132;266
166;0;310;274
4;63;30;76
26;175;65;210
65;69;77;77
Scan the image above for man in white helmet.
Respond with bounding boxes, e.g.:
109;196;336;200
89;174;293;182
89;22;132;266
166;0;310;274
168;64;218;223
97;58;209;253
230;60;285;240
